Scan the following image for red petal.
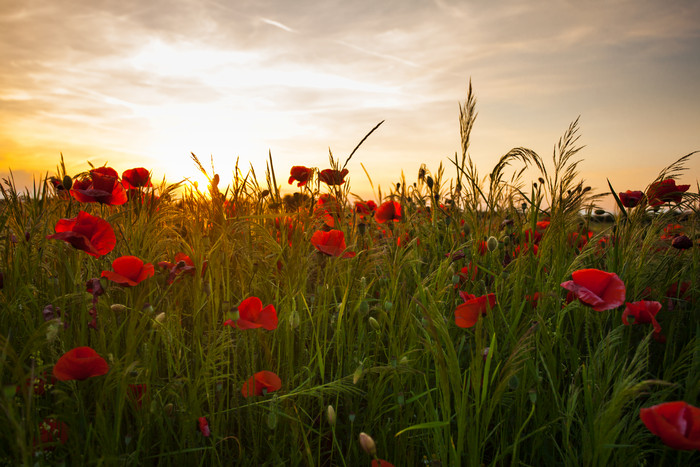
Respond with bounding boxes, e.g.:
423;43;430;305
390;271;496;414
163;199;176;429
238;296;263;321
455;301;480;328
258;304;278;330
52;346;109;381
640;402;700;450
112;256;144;280
571;269;613;298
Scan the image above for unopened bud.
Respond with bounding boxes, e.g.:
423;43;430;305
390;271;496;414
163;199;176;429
358;432;377;457
368;316;380;331
110;304;128;313
672;235;693;250
486;236;499;252
327;405;336;426
154;312;166;324
62;175;72;190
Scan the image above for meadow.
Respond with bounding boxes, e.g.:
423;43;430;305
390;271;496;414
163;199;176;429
0;88;698;466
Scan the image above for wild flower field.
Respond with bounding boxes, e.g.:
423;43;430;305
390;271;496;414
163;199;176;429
1;89;698;466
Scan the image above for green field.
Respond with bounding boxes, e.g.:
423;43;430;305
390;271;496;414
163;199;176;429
1;93;698;466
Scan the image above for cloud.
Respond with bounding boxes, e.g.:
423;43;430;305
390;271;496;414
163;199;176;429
1;0;698;200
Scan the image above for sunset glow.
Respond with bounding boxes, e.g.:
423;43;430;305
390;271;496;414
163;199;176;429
1;0;699;202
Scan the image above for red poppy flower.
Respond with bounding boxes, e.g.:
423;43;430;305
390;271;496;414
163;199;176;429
560;268;626;311
375;200;402;223
158;253;197;284
122;167;153;189
70;166;127;205
536;220;550;231
523;228;542;244
101;256;155;286
35;417;68;451
568;231;593;251
241;370;282;397
525;292;541;308
198;416;211;437
223;296;278;330
128;384;148;409
318;168;349;185
646;179;690;206
372;460;396;467
310;229;356;258
52;346;109;381
619;190;643;208
274;217;302;247
454;292;496;328
315;194;342;227
47;210;116;258
661;223;684;240
665;280;693;311
640;401;700;450
288;166;314;187
455;262;478;287
622;300;662;334
354;200;377;217
512;242;538;258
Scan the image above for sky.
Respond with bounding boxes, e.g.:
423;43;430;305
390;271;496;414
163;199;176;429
1;0;699;207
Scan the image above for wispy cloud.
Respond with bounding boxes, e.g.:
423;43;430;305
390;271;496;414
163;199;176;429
0;0;698;196
258;17;297;33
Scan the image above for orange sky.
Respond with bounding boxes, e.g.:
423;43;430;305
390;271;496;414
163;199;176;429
1;0;699;208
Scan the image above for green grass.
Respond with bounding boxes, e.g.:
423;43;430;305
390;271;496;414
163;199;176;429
0;88;698;466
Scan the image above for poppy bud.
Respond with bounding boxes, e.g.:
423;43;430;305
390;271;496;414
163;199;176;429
110;304;128;313
426;176;433;189
486;236;499;252
260;189;270;198
358;432;377;457
672;235;693;250
62;175;72;190
528;389;537;404
595;209;606;216
538;177;545;185
352;364;363;385
359;300;369;314
154;312;166;324
368;316;380;331
383;301;393;312
327;405;336;426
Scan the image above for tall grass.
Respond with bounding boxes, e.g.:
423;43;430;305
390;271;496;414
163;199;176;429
0;87;698;466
